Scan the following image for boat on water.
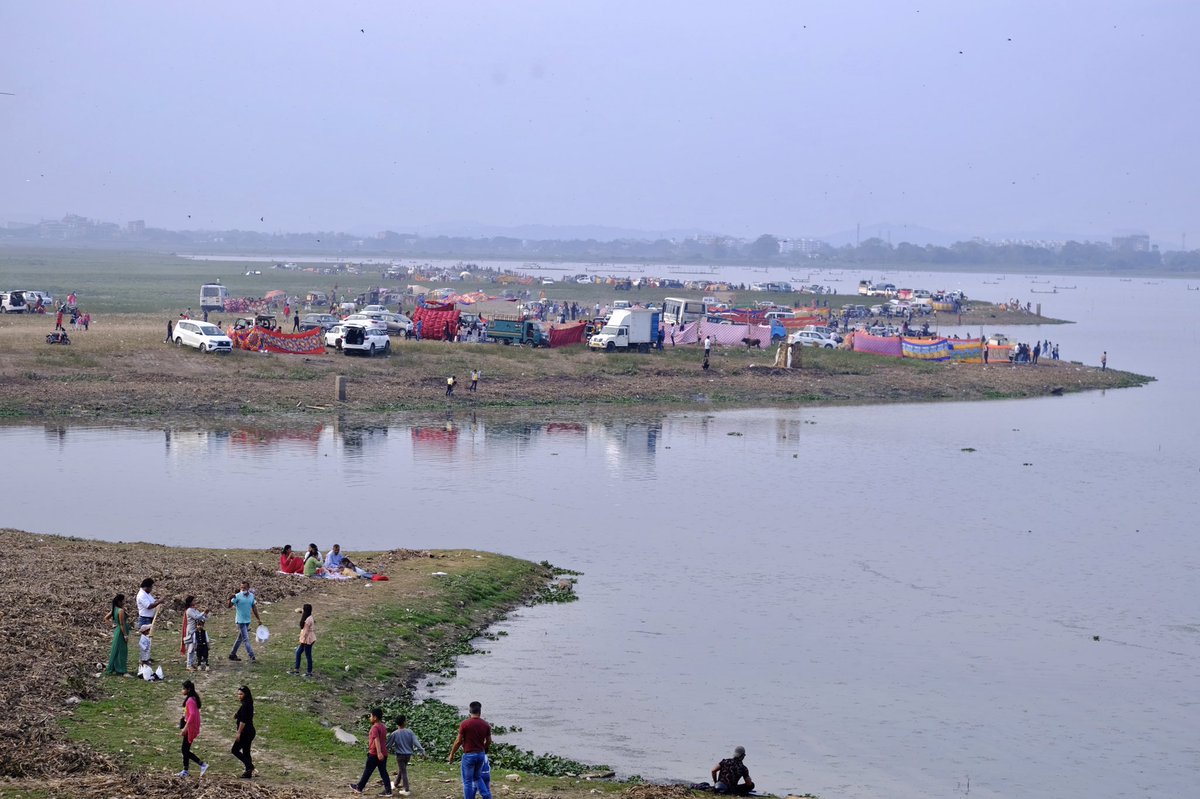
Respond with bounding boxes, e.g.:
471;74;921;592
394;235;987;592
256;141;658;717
1030;288;1058;294
1053;285;1077;290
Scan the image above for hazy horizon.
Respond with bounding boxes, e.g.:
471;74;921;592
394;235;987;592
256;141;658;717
2;2;1196;243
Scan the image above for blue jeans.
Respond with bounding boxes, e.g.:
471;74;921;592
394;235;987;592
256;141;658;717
230;622;255;660
461;752;492;799
294;643;313;673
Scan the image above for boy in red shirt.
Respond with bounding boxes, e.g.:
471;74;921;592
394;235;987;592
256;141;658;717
351;708;393;796
447;701;492;799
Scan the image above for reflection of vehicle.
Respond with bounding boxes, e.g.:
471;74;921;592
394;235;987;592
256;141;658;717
200;282;228;313
788;329;837;348
300;313;339;332
487;316;550;347
1;290;28;313
174;320;233;353
340;321;390;356
589;308;661;352
541;277;556;285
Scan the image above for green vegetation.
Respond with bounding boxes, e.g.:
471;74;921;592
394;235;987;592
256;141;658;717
59;551;607;791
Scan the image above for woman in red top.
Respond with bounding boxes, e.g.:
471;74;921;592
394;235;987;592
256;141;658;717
279;545;304;574
350;707;393;795
177;680;208;777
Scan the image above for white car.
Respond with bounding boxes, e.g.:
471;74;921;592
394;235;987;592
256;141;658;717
788;329;838;348
340;321;390;356
326;324;347;349
345;311;412;335
174;320;233;353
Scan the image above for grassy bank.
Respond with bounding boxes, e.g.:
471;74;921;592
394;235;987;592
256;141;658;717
0;530;628;799
0;313;1150;423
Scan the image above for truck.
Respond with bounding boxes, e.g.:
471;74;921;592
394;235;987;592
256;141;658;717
589;308;661;352
200;282;228;313
486;315;551;347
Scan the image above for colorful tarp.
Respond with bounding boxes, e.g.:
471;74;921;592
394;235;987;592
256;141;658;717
226;325;325;354
851;332;904;357
548;321;587;348
412;307;460;340
901;337;983;363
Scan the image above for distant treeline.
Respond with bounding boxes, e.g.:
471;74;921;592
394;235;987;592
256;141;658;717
5;219;1198;272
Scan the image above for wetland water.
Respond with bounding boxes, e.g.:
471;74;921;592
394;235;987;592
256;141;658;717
3;273;1198;798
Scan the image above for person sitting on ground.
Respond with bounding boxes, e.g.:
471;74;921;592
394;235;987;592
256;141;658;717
325;543;357;572
303;543;326;577
711;746;754;795
279;545;305;574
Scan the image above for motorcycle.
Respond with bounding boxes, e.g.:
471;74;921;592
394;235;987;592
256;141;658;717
45;331;71;345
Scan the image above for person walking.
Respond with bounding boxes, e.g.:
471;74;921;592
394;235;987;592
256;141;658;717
292;312;300;332
231;685;256;779
177;680;208;778
469;370;479;393
350;707;393;795
166;319;174;344
388;714;426;795
228;580;263;663
290;603;315;676
447;701;492;799
1101;351;1107;371
105;594;131;676
446;376;456;397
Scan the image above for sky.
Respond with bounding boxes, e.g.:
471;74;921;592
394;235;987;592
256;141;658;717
2;1;1198;244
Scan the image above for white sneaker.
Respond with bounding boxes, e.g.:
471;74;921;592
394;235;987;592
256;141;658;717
176;770;189;777
200;763;209;776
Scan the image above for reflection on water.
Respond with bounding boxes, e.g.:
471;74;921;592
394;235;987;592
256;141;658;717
3;272;1200;799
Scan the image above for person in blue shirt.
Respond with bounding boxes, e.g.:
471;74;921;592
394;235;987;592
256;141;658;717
227;580;263;663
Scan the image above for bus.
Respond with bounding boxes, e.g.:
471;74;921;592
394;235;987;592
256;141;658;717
661;297;709;327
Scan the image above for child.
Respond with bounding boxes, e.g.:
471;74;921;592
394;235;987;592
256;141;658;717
387;714;426;795
290;603;315;676
195;623;211;671
138;624;154;673
350;707;393;796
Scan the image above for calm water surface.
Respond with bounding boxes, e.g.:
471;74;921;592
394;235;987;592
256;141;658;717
2;272;1197;798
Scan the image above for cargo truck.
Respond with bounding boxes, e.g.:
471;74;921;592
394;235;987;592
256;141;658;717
589;308;661;352
486;315;551;347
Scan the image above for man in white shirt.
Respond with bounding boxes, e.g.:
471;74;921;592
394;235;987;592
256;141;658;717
136;578;162;627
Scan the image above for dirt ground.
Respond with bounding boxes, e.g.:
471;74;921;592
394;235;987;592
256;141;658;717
0;314;1149;423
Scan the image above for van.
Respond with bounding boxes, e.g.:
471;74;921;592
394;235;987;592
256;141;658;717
612;300;631;310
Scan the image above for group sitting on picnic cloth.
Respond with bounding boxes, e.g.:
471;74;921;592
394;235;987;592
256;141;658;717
279;543;386;580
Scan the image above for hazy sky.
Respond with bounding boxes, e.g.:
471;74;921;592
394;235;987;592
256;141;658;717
2;1;1197;242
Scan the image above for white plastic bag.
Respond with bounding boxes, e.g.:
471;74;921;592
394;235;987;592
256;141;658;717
255;625;270;643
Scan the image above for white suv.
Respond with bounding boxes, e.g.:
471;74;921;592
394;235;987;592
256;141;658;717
174;320;233;353
340;321;390;356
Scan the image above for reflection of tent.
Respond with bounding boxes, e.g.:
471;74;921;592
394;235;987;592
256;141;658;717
264;289;286;300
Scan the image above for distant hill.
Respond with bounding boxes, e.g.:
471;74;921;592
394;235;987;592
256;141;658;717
350;221;717;242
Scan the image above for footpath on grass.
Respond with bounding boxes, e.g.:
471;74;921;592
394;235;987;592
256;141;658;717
0;529;699;799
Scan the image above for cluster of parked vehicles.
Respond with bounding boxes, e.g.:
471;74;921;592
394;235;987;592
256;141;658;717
1;289;56;313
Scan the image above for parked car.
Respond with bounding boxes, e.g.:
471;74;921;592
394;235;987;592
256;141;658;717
325;324;347;350
299;313;339;332
174;320;233;353
0;290;29;313
340;321;390;356
788;329;838;348
344;311;412;335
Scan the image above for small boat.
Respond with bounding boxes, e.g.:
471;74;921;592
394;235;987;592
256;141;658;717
1030;288;1057;294
1053;285;1077;290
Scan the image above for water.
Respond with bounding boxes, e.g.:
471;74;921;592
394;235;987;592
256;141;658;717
3;271;1198;798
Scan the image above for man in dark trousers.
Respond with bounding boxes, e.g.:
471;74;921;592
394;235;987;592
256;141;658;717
166;319;174;344
711;746;754;795
448;701;492;799
293;312;300;332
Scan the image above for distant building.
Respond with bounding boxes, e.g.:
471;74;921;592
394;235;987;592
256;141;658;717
781;237;826;254
128;220;145;234
1112;234;1150;252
